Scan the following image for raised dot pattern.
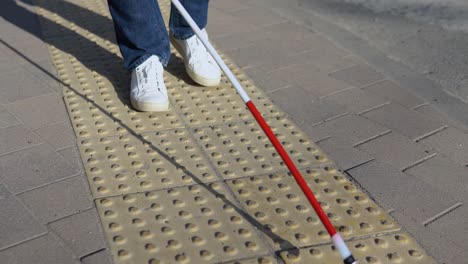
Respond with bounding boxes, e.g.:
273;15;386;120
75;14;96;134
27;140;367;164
96;183;269;263
65;89;184;138
279;232;434;264
194;118;331;179
165;55;283;126
227;167;399;249
79;129;218;197
34;0;432;263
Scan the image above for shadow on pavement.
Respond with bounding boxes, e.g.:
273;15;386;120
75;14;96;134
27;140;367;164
1;0;298;252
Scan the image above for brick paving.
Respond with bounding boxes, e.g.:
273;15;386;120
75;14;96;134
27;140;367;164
0;0;466;263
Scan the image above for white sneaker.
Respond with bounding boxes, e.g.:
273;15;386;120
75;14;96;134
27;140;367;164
130;55;169;112
170;29;221;86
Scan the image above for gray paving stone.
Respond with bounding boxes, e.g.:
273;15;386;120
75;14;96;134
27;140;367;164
58;146;84;174
48;208;106;258
0;143;79;194
391;211;466;264
361;103;446;140
0;234;80;264
362;80;426;109
0;19;43;54
3;41;51;71
0;105;20;128
34;120;75;150
18;175;93;224
285;48;355;73
413;103;468;132
323;87;390;114
5;93;68;130
419;127;468;166
0;68;52;104
210;0;251;13
356;131;435;170
304;113;390;145
21;61;63;94
206;8;256;38
244;67;291;93
0;48;23;73
268;86;313;124
258;37;350;74
0;184;46;250
0;124;42;156
230;6;287;29
316;137;373;171
347;161;458;224
329;64;385;88
268;86;348;126
224;42;297;70
405;156;468;201
267;64;351;97
425;205;468;253
80;249;113;264
213;22;315;52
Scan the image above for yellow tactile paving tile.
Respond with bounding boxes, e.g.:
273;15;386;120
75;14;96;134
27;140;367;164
95;183;271;264
193;118;331;179
279;232;435;263
64;87;184;138
32;0;433;262
223;256;279;264
226;167;399;249
164;54;284;127
79;128;219;198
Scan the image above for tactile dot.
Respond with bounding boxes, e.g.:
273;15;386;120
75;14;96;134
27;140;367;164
227;167;398;249
195;119;331;179
39;1;430;263
79;129;217;197
96;184;269;263
279;232;434;263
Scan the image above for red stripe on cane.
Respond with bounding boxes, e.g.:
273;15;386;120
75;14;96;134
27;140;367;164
246;100;337;236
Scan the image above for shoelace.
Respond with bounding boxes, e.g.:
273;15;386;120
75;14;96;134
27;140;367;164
137;60;162;95
189;36;215;67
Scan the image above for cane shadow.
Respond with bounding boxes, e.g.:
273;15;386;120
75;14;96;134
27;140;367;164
1;0;298;253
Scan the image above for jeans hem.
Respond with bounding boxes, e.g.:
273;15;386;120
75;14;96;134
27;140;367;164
128;53;169;70
171;31;195;40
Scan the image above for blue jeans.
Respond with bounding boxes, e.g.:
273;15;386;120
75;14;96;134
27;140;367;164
108;0;208;70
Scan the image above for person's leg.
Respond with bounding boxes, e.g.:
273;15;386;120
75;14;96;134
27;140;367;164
169;0;209;40
108;0;170;70
169;0;220;87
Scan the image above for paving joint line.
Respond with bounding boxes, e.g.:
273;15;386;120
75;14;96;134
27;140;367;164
314;135;332;143
27;0;433;261
45;206;96;225
359;78;388;89
414;125;448;142
353;129;392;147
401;152;438;172
0;142;44;158
79;247;108;261
0;232;48;252
324;60;362;75
14;172;83;196
411;102;430;110
422;202;463;227
318;86;355;99
323;111;350;123
264;84;293;95
356;101;391;115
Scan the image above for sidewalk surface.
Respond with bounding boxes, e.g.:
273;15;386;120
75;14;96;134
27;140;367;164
0;0;467;263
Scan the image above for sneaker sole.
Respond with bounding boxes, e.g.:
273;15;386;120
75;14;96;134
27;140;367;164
170;35;221;87
131;98;169;112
